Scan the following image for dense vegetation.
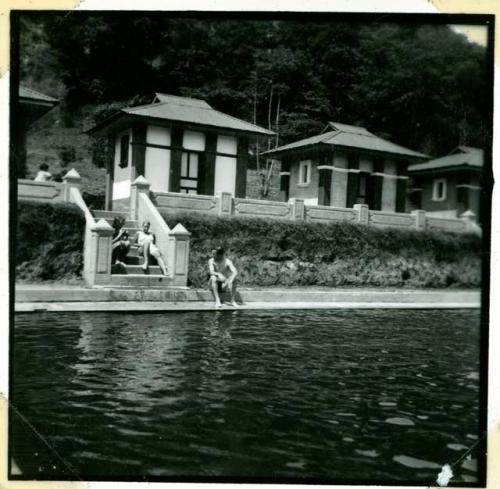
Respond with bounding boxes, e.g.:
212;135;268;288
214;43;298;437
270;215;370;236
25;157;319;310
163;213;482;289
16;201;85;282
19;13;490;185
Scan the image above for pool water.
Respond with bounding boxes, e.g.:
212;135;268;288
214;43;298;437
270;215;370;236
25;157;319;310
11;309;483;484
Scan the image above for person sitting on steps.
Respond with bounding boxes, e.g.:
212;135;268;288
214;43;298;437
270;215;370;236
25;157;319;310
111;217;130;266
208;247;238;308
135;220;168;276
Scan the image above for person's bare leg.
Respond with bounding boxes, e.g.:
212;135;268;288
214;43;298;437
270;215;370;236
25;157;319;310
156;255;168;276
141;242;150;270
210;276;222;307
230;281;238;307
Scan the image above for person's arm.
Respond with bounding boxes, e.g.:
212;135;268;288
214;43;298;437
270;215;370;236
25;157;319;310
225;259;237;285
112;228;124;244
208;258;216;277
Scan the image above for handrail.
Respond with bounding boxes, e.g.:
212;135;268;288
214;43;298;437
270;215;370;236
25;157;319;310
69;186;97;282
137;192;171;260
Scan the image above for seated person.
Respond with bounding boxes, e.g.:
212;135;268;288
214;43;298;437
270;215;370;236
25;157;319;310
135;220;168;276
208;247;238;308
112;229;130;266
34;163;52;182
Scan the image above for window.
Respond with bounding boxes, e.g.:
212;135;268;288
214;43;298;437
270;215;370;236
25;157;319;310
299;160;311;185
119;134;129;168
432;178;447;201
180;152;199;194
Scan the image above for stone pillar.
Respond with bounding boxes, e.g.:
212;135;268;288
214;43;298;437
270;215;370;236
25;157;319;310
130;175;151;220
353;203;369;225
460;210;481;235
62;168;82;202
289;198;305;221
279;171;291;202
167;223;191;286
89;218;114;285
317;167;333;206
412;209;426;231
218;191;233;217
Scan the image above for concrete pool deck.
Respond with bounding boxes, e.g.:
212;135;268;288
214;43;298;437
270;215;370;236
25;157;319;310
15;284;481;312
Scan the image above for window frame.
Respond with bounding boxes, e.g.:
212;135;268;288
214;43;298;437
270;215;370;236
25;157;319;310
298;160;312;186
432;178;447;202
118;133;130;168
180;151;200;194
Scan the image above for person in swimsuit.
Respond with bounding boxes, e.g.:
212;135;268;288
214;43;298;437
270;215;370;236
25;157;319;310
135;221;168;276
34;163;52;182
208;247;238;308
111;216;130;266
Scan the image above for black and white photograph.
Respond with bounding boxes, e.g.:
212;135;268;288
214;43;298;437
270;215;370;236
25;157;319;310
8;8;494;487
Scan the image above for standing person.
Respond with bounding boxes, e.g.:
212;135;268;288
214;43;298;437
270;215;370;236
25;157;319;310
34;163;52;182
208;247;238;308
135;221;168;276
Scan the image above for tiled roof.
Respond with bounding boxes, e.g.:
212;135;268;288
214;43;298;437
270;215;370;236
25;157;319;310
119;93;274;136
19;86;59;103
408;146;483;172
263;121;428;159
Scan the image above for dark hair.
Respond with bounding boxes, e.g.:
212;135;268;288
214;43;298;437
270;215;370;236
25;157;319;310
39;163;49;171
214;247;225;257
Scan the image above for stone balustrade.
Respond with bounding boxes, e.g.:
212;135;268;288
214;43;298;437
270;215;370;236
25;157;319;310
154;190;479;234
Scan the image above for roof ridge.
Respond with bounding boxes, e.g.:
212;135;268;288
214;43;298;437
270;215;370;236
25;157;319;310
155;92;209;104
124;101;168;113
209;107;274;134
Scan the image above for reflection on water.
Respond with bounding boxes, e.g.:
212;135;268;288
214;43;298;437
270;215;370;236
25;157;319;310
12;309;483;484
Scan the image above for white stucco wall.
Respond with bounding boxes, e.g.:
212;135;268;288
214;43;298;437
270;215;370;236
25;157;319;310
113;129;132;199
380;159;398;211
359;155;373;172
214;155;237;195
183;130;205;151
331;152;349;207
217;135;238;155
145;125;171;193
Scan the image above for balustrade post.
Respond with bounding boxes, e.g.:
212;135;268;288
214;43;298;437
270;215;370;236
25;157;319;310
411;209;427;231
130;175;151;221
353;204;369;225
289;198;305;221
89;218;114;285
62;168;82;202
167;223;191;286
218;192;233;217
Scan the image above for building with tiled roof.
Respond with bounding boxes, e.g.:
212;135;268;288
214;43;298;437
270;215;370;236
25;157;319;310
14;86;59;178
262;122;428;212
408;146;484;220
88;93;274;210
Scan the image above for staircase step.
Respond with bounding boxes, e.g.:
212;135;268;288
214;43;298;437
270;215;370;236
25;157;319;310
112;264;162;274
109;274;174;287
93;210;128;219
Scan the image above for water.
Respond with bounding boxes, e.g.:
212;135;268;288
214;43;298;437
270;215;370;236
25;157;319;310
11;309;483;483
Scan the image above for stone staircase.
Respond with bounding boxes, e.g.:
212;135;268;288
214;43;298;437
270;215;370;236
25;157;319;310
93;210;175;288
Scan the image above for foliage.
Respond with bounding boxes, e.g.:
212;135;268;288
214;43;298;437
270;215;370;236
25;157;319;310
162;212;482;289
58;145;76;166
16;201;85;281
19;14;491;158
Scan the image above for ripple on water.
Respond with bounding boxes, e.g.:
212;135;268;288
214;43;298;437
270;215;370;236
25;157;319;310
447;443;468;451
379;401;397;407
385;417;415;426
393;455;441;469
355;449;379;458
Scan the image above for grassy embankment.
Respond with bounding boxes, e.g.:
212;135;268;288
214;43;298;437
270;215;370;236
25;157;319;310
16;201;482;288
16;201;85;283
164;212;482;289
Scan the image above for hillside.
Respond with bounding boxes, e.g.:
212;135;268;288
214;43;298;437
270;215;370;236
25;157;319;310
18;13;490;200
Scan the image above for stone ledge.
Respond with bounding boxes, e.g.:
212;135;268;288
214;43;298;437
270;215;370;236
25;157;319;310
14;285;481;309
